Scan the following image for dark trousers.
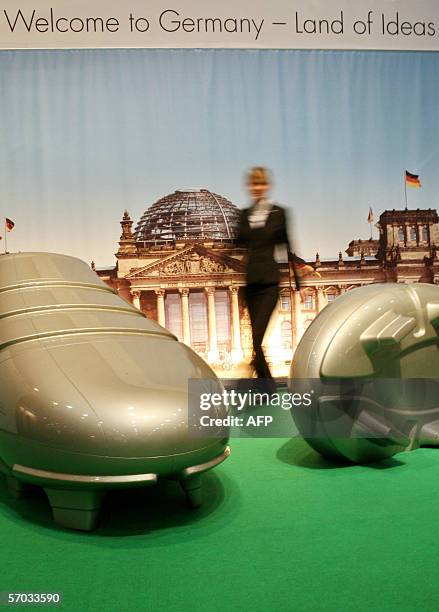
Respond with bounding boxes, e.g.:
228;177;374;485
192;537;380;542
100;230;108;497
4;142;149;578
244;283;279;379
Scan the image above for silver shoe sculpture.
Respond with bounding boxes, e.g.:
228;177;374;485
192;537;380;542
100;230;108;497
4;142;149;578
289;283;439;463
0;252;229;530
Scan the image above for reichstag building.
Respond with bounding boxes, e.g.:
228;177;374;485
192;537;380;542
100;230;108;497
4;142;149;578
96;189;439;377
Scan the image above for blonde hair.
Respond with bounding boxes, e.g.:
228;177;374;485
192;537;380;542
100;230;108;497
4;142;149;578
247;166;272;185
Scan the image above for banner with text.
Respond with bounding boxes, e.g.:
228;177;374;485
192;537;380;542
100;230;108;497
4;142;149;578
1;0;439;50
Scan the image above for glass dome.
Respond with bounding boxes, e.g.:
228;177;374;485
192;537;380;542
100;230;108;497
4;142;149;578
135;189;240;246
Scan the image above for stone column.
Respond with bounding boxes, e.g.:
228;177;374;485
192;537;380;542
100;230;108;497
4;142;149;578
179;288;191;346
206;287;219;363
229;286;243;362
131;289;141;310
155;289;166;326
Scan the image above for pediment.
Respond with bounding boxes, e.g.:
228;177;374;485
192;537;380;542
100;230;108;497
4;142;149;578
126;245;245;279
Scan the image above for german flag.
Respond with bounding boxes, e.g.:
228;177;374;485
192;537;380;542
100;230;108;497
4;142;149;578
5;218;15;231
405;171;421;188
290;253;321;278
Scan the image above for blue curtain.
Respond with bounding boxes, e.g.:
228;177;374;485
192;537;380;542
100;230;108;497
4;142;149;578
0;49;437;264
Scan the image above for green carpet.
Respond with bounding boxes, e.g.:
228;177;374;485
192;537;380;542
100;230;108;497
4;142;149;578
1;438;439;611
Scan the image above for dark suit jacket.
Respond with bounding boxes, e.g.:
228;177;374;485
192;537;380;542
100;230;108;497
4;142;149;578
236;203;302;289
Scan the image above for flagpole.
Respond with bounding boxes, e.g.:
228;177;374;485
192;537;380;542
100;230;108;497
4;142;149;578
404;170;408;210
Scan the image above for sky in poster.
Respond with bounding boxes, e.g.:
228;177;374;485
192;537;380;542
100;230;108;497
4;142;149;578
0;48;437;265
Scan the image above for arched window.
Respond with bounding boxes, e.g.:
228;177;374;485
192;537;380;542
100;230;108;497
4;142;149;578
280;292;291;311
165;293;182;341
398;226;405;242
410;227;417;241
303;294;314;310
215;290;231;351
422;226;429;242
189;292;208;353
281;320;292;349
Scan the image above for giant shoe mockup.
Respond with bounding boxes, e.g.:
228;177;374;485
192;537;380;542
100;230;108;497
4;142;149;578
0;252;229;530
289;283;439;463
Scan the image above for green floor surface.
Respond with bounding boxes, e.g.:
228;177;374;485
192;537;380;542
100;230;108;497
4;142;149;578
1;438;439;612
